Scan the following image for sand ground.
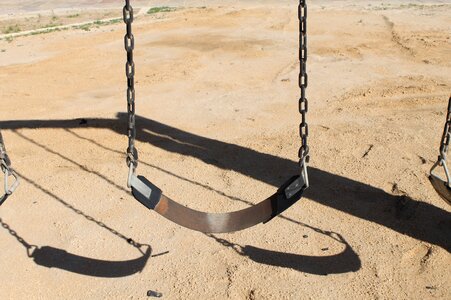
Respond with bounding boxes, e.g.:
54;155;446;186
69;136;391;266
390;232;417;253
0;1;450;299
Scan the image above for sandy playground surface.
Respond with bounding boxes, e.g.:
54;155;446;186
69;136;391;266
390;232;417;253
0;0;450;299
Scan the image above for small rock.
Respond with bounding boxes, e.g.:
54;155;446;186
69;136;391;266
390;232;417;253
147;290;163;298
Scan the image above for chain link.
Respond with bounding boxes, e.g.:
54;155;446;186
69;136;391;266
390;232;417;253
122;0;308;179
0;131;10;167
0;131;20;206
438;97;451;160
124;0;138;171
298;0;309;167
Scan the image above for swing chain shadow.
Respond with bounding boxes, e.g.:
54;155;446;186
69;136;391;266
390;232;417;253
0;217;37;257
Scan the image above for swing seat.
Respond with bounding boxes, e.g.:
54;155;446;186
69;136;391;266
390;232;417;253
130;174;307;233
121;0;310;232
429;174;451;206
430;156;451;206
429;96;451;206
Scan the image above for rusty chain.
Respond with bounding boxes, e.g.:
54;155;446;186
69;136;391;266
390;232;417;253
298;1;309;166
124;0;138;187
438;97;451;160
123;0;309;185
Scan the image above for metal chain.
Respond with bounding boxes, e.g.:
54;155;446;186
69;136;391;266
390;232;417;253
438;97;451;160
298;0;309;167
0;131;20;206
122;0;308;184
430;97;451;187
124;0;138;180
0;131;11;168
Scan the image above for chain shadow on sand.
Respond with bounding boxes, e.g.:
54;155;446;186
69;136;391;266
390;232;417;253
0;216;152;278
4;123;361;275
0;114;449;256
64;130;362;276
0;170;154;278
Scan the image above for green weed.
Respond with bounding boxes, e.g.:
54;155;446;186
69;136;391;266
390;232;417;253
2;24;21;34
147;6;177;14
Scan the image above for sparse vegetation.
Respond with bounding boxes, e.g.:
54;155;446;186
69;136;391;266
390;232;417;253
0;16;122;40
147;6;177;14
76;24;92;31
0;7;127;42
93;18;121;26
369;3;448;11
0;9;125;39
43;23;62;29
2;24;21;34
73;18;122;32
28;27;64;36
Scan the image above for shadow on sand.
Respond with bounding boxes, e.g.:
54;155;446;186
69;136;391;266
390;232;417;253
0;170;155;278
0;215;151;278
207;226;361;276
1;113;449;274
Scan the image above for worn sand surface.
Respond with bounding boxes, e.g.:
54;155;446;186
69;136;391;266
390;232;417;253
0;1;450;299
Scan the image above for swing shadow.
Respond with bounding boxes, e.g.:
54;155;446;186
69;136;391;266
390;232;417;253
0;172;155;278
0;114;449;256
0;217;152;278
207;232;361;276
3;124;362;275
127;114;450;252
32;245;151;278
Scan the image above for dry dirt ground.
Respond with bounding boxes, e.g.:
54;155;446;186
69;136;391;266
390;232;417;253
0;1;450;299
